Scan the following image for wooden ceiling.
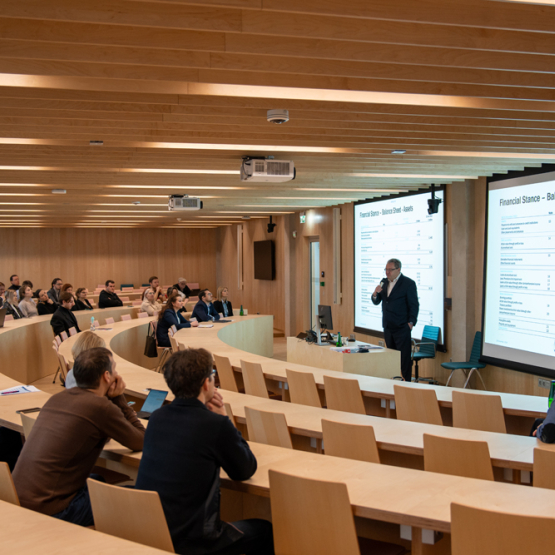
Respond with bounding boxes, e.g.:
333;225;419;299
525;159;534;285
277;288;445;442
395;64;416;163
0;0;554;228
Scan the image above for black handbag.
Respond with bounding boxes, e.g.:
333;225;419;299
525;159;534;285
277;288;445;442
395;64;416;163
144;323;158;358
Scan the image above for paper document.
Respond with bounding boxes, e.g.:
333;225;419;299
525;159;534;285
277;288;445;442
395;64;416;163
0;385;41;396
198;323;214;328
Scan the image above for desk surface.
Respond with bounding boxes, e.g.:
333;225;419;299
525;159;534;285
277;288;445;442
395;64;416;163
0;500;168;554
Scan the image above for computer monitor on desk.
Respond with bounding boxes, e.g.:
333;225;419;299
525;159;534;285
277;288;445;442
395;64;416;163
317;305;333;332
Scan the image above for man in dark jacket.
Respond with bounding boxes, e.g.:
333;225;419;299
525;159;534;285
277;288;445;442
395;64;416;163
48;277;63;304
135;349;274;555
191;290;221;322
372;258;419;381
50;292;81;336
98;280;123;308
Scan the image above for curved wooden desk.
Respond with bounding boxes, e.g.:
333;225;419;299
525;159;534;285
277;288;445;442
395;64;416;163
0;306;139;384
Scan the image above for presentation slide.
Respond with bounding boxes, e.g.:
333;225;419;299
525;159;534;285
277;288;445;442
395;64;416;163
483;169;555;375
354;190;445;343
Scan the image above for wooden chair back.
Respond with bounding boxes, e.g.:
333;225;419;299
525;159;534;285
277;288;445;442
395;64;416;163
451;502;553;555
68;326;77;336
169;335;179;354
286;368;321;408
60;330;68;341
138;312;149;319
423;434;494;481
240;360;269;398
533;448;555;490
322;419;380;463
394;384;443;426
121;314;132;321
133;300;143;306
0;462;20;505
178;343;187;351
120;297;130;302
4;314;13;321
20;412;37;439
104;317;115;325
214;354;239;392
56;352;70;381
452;390;506;434
87;478;175;552
269;470;360;555
323;375;365;415
54;335;62;346
224;403;237;428
245;406;293;449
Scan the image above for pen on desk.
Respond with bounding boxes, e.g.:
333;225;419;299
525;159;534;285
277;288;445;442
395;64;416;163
0;390;19;395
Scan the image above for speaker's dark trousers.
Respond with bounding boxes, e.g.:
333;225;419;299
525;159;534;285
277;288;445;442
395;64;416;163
384;325;412;381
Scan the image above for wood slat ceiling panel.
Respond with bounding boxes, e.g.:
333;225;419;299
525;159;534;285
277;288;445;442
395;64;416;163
0;1;553;226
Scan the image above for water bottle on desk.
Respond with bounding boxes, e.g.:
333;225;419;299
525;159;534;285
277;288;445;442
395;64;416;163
336;332;342;347
239;305;244;316
90;317;95;332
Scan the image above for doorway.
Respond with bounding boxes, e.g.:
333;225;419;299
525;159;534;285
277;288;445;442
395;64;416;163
309;240;320;329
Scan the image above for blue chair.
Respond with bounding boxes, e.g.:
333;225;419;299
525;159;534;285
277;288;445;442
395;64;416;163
411;325;440;382
442;331;487;389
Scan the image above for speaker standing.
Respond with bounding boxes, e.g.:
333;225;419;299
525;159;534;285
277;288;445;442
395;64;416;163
372;259;419;381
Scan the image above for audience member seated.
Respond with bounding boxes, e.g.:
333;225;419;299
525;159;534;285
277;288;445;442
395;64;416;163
170;277;192;301
18;285;38;318
19;280;34;300
37;289;57;315
65;331;106;389
73;287;93;311
50;292;81;336
48;277;63;304
192;289;221;322
148;275;164;303
61;283;77;301
135;349;274;555
213;286;233;318
156;294;198;348
0;282;5;309
8;274;20;291
98;280;123;308
4;290;25;319
12;347;145;526
140;288;162;316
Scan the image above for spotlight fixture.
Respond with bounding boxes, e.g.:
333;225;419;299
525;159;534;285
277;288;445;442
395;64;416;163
267;109;289;124
391;149;407;155
132;201;141;205
427;184;442;215
267;215;276;233
52;189;66;194
89;140;104;146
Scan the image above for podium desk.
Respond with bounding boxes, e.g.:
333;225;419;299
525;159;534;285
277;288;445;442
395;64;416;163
287;337;400;378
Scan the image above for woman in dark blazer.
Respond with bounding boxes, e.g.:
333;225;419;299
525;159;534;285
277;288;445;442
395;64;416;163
5;290;25;319
156;294;198;348
72;287;93;311
213;286;233;318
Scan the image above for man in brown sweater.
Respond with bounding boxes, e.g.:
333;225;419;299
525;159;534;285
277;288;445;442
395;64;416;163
13;347;145;526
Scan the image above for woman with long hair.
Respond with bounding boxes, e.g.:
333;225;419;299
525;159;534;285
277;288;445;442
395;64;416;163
156;294;198;348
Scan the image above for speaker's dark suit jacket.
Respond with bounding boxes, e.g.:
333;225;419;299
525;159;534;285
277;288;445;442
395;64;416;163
135;398;256;555
371;274;419;330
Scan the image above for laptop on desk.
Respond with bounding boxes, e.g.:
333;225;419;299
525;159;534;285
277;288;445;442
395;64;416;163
136;389;168;420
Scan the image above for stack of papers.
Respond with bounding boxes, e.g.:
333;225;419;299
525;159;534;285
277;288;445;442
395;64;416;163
0;385;41;396
198;323;214;328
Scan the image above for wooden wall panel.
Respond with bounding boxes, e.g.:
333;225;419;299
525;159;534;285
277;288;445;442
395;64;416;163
216;217;286;333
0;228;218;292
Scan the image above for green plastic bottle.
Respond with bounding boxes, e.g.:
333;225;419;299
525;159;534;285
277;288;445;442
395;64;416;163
549;380;555;408
239;305;244;316
336;332;342;347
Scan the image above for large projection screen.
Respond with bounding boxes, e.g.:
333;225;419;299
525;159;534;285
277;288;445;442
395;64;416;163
483;167;555;378
354;189;445;344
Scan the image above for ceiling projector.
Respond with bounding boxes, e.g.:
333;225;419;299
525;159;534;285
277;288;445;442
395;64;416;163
168;195;203;211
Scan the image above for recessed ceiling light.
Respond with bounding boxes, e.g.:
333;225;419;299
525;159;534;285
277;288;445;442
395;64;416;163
132;201;141;205
52;189;66;194
391;150;407;155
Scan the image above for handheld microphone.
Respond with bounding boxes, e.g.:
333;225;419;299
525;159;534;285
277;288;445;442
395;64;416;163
380;278;388;290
